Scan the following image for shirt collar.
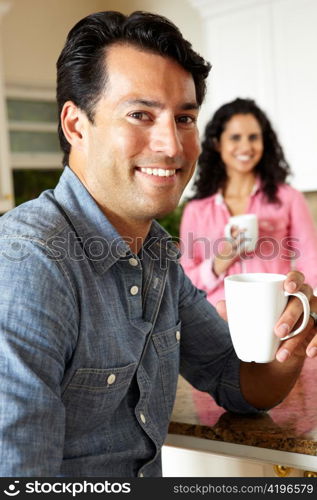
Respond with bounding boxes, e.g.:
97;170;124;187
53;166;179;274
250;178;261;196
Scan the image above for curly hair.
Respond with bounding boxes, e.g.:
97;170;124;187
192;98;291;203
57;10;211;166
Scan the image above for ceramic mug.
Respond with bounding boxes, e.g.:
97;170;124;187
224;273;310;363
224;214;258;252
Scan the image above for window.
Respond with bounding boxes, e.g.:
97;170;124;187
3;87;63;209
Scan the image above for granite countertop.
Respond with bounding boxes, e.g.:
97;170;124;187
168;358;317;456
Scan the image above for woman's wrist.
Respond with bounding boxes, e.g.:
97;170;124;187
213;257;228;277
211;260;219;277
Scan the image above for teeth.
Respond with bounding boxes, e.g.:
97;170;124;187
140;168;176;177
236;155;251;161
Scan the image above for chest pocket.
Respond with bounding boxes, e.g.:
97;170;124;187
152;321;181;417
62;362;137;437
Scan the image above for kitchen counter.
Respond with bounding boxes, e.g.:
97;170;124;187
165;357;317;472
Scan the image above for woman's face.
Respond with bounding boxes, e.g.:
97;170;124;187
216;113;264;176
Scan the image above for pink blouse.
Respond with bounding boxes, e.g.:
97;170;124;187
180;183;317;305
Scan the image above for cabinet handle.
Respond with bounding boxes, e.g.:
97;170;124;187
273;465;292;477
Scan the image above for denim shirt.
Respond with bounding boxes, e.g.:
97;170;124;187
0;167;258;477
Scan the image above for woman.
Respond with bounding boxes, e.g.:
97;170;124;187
180;98;317;305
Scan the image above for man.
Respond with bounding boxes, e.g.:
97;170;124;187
0;11;316;477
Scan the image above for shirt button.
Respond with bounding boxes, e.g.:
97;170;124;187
176;330;181;341
130;285;139;296
107;373;116;385
129;257;138;267
118;249;127;258
140;412;146;424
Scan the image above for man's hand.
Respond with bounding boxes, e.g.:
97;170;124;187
217;270;317;409
216;270;317;363
274;271;317;362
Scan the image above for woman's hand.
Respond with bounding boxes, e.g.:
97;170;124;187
213;226;248;276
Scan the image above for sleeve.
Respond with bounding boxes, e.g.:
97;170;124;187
288;188;317;291
177;266;261;415
0;238;78;476
179;201;224;294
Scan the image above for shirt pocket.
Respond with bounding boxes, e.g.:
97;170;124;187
62;362;137;436
152;321;181;418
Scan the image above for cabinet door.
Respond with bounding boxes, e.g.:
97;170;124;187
193;0;317;192
162;445;305;477
272;0;317;191
162;445;266;477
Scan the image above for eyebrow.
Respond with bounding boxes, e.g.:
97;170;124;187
122;98;199;111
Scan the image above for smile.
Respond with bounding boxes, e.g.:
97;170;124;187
140;168;176;177
236;155;252;161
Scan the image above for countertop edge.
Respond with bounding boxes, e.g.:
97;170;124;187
165;433;317;472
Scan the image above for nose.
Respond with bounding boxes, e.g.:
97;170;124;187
150;118;183;157
239;136;253;151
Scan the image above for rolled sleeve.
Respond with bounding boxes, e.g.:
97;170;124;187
212;352;262;415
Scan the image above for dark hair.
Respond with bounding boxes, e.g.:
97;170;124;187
56;10;211;166
192;98;291;203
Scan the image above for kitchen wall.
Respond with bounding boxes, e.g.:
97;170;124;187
1;0;203;88
1;0;316;221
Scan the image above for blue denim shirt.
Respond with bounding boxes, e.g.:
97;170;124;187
0;167;258;477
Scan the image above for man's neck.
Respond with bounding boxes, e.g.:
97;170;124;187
98;205;152;254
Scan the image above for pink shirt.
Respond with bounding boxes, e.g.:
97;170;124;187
180;183;317;305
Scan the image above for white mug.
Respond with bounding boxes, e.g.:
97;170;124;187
224;214;258;252
224;273;310;363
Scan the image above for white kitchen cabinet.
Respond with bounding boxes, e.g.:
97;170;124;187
162;444;312;477
188;0;317;192
162;445;267;476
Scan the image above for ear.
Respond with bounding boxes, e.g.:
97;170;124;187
60;101;87;152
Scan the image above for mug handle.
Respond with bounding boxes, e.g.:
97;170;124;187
279;291;310;341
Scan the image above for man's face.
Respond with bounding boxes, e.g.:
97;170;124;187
71;44;200;226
